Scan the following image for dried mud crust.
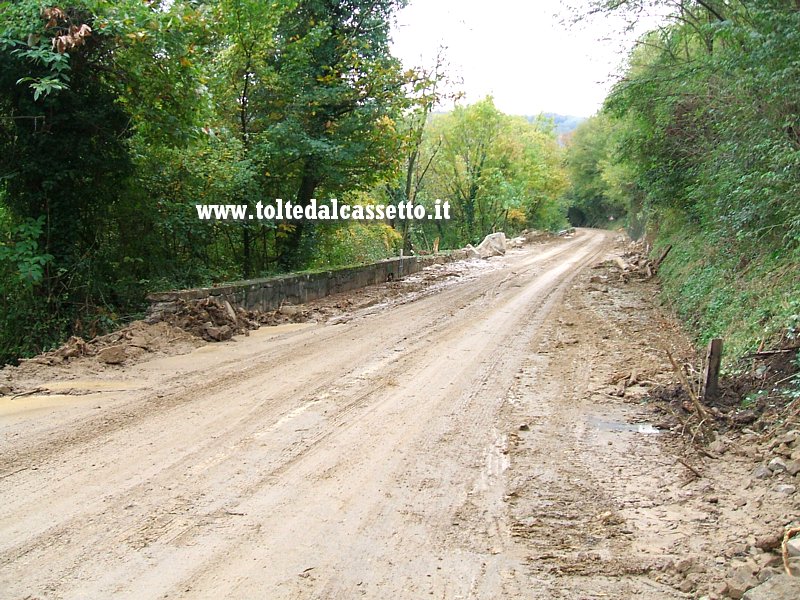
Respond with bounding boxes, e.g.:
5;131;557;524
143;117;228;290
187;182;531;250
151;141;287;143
500;239;800;598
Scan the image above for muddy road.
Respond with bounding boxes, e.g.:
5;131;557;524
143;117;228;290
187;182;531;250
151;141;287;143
2;229;787;599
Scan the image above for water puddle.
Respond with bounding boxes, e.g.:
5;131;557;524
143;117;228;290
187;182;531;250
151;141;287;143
0;393;103;423
588;415;660;434
43;379;140;393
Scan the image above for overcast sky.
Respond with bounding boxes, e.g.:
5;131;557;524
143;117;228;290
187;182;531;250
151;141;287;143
390;0;663;118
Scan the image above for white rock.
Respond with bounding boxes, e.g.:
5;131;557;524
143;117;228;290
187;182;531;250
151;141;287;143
768;457;788;472
786;535;800;558
773;483;796;495
475;232;507;258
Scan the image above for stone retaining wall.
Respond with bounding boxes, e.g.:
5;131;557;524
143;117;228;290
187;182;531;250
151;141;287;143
147;251;469;318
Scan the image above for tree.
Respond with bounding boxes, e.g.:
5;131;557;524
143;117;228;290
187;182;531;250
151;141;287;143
380;48;459;252
0;0;202;357
258;0;412;269
419;97;566;248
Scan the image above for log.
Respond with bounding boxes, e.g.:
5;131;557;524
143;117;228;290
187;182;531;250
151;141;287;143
653;244;673;271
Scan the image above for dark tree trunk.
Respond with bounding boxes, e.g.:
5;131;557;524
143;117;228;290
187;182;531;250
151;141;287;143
279;164;318;271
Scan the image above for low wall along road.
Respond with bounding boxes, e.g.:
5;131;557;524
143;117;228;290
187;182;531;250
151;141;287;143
147;251;469;315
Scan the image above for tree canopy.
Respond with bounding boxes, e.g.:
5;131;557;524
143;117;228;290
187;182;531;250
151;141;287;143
0;1;568;363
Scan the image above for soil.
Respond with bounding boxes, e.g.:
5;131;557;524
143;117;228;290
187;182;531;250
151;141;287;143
1;229;798;599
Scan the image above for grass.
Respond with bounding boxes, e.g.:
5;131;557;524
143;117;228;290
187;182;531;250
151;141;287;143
651;211;800;367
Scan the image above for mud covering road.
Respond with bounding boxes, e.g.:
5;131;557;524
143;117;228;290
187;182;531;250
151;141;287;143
3;229;789;599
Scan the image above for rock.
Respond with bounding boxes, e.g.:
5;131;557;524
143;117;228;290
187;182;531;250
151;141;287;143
464;244;480;259
278;305;302;317
674;557;696;574
785;460;800;476
726;576;759;599
733;410;759;425
97;345;126;365
519;423;530;432
726;562;759;599
223;300;238;323
709;438;728;455
753;551;782;570
475;232;507;259
752;465;772;480
773;483;796;495
202;324;233;342
787;557;800;576
679;574;702;593
768;458;788;473
754;532;783;551
786;535;800;558
756;566;780;583
521;229;544;242
0;384;12;396
776;430;800;447
127;336;150;350
743;574;800;600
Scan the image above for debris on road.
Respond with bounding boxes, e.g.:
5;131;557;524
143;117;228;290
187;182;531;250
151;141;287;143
500;235;800;599
465;231;508;259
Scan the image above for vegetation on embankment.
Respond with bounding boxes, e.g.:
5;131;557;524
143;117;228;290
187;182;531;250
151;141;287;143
0;1;567;364
653;212;799;363
563;0;800;363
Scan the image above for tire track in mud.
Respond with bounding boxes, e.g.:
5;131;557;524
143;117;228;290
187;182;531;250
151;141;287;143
0;237;578;478
162;232;611;599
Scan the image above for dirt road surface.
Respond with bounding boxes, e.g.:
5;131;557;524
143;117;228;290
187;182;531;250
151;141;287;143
2;229;789;599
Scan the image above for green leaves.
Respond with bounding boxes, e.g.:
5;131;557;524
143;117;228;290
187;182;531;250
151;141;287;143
15;75;69;100
417;97;566;245
0;216;53;285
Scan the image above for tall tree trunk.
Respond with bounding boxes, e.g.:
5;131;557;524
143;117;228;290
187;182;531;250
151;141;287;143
279;163;318;270
242;227;252;278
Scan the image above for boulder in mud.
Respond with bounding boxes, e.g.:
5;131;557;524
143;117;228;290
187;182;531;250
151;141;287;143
97;345;127;365
278;304;303;317
475;232;507;259
202;324;233;342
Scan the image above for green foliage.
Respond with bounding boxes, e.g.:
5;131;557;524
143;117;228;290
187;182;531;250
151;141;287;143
0;0;415;362
563;114;626;227
409;97;567;250
310;221;401;269
0;212;62;363
0;216;52;285
571;1;800;358
655;211;800;361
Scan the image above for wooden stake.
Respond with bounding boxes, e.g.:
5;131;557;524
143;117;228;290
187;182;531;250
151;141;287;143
701;339;723;403
653;244;673;271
